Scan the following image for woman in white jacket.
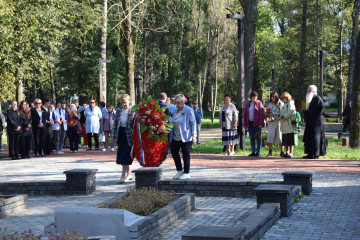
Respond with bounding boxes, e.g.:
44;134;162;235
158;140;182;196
85;99;102;150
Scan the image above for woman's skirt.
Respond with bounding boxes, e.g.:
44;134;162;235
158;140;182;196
116;127;133;165
282;133;295;146
222;129;238;146
267;120;282;144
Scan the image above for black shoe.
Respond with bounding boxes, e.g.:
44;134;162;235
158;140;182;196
16;156;21;159
11;157;16;160
41;153;45;157
280;152;285;157
95;148;99;150
87;147;92;150
248;153;256;156
254;153;260;157
35;153;39;157
267;153;272;157
302;155;313;159
27;155;31;158
284;154;293;158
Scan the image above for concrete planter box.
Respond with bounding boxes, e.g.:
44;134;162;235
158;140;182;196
45;193;195;240
0;195;27;218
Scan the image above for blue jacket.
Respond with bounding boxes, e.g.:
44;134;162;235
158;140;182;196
193;108;202;124
158;100;172;116
170;105;197;142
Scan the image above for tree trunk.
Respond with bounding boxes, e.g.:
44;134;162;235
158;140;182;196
347;0;360;102
142;31;147;99
16;58;24;102
50;68;56;103
244;0;258;99
350;30;360;148
212;28;220;122
122;0;135;102
100;0;108;103
295;0;308;112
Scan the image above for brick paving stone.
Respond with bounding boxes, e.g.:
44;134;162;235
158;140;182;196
0;156;359;240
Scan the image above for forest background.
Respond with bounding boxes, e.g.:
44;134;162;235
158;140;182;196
0;0;359;121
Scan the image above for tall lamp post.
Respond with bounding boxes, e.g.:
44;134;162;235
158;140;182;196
319;50;327;99
226;10;245;151
134;75;142;104
99;58;111;103
272;65;275;91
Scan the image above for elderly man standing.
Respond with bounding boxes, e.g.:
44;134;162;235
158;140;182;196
303;85;326;159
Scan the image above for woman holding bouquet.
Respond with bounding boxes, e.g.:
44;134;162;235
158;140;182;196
266;92;284;157
171;94;197;180
243;91;265;156
112;94;136;183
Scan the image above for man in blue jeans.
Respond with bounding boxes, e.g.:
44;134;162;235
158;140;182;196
193;102;203;144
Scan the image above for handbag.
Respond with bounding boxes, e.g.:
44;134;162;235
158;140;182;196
76;121;82;135
291;112;297;124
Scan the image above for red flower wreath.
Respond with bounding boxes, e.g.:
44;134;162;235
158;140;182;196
132;96;174;167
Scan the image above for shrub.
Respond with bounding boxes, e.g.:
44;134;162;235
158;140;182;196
99;187;178;216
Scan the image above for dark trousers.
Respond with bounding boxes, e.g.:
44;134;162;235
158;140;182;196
20;135;31;158
33;126;46;155
68;127;80;151
44;125;52;155
87;133;99;149
170;140;192;174
8;133;21;158
343;119;350;132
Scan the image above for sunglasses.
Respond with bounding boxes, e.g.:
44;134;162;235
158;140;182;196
35;103;42;105
90;102;95;104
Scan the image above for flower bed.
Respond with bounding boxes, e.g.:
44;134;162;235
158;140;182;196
99;188;179;216
0;194;27;218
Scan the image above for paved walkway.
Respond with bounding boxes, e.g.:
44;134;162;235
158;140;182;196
0;152;359;239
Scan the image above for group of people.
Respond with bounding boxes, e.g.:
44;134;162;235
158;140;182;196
0;98;118;160
219;85;327;160
0;85;327;182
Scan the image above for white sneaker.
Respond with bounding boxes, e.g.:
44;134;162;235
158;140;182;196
69;150;73;153
84;145;88;149
125;175;133;182
111;148;115;151
173;171;183;179
229;151;235;156
56;151;64;155
74;150;78;153
102;148;107;152
225;152;229;155
179;173;190;180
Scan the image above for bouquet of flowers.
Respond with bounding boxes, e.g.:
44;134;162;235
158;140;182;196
265;107;275;123
254;129;262;140
131;96;174;167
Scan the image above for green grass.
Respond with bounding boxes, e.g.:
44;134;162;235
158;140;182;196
191;135;360;160
325;108;338;112
201;111;220;128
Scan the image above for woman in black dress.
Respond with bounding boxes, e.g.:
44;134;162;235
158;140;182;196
19;101;32;158
111;94;135;183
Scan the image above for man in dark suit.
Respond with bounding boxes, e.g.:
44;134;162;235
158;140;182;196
159;92;172;116
7;101;23;160
42;98;54;155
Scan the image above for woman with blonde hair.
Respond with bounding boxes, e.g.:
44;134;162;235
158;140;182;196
112;94;136;183
277;92;296;158
266;91;284;157
170;94;196;180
